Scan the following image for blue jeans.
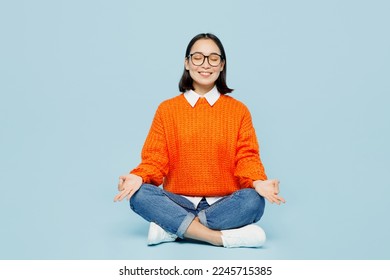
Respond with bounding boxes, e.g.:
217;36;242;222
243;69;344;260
130;184;265;239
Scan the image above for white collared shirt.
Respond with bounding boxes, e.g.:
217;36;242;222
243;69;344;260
184;86;220;107
182;86;225;208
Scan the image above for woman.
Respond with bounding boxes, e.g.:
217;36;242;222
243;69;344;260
114;33;285;248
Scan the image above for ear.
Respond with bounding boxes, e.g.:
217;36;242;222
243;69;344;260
220;60;225;72
185;58;190;70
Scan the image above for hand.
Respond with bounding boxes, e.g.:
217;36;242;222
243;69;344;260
113;174;143;202
253;179;286;205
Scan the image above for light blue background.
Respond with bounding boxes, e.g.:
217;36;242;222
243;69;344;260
1;0;389;259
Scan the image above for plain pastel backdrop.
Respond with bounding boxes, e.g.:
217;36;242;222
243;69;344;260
0;0;389;259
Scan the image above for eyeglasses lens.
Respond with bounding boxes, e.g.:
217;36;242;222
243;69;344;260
191;53;221;66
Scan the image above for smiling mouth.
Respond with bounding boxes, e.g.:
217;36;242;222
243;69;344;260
198;71;212;77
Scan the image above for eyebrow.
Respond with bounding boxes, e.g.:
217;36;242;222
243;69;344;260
190;51;221;55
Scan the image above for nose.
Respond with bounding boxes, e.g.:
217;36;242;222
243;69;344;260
201;58;211;68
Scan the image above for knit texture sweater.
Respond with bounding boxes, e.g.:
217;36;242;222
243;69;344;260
130;94;267;196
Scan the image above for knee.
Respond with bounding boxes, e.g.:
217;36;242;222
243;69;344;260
236;188;265;218
129;184;160;211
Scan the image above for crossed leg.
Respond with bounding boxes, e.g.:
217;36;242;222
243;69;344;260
130;184;265;246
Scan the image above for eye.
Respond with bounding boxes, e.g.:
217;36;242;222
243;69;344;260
192;54;203;60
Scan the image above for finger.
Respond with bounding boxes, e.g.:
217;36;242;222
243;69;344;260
119;175;130;182
265;195;275;204
263;191;276;202
119;180;134;192
126;189;135;201
272;194;286;204
117;179;124;191
114;190;127;202
118;176;125;191
114;188;131;202
270;195;279;205
267;192;283;205
273;179;280;194
277;195;286;204
127;184;142;201
113;193;121;202
120;189;133;201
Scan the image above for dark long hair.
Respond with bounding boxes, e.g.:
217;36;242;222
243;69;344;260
178;33;233;94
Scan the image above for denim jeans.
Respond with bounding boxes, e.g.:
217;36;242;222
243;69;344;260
130;184;265;239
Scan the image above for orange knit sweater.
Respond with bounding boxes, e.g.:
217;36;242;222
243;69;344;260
130;94;267;196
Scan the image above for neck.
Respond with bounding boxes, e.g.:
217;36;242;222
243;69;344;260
193;83;215;95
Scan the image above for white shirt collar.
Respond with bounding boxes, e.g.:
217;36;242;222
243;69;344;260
184;86;220;107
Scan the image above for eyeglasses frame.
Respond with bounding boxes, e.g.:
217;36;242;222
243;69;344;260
187;52;223;67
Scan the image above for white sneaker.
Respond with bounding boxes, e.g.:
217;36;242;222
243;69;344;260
221;224;266;248
147;222;178;246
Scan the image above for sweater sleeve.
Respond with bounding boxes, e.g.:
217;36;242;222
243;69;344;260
234;107;267;188
130;106;169;186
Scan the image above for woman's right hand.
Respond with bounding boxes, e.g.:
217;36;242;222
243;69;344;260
113;173;143;202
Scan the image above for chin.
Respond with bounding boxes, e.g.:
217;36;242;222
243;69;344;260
194;77;218;86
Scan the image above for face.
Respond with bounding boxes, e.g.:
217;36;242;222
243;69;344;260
185;39;225;94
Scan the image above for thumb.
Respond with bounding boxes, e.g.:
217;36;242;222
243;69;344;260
273;179;280;194
119;175;129;182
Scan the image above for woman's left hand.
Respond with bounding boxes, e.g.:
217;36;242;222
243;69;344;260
253;179;286;205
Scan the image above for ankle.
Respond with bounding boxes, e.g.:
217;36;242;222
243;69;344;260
184;219;223;246
210;231;223;246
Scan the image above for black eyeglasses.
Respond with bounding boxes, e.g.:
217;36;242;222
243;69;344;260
188;52;223;67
